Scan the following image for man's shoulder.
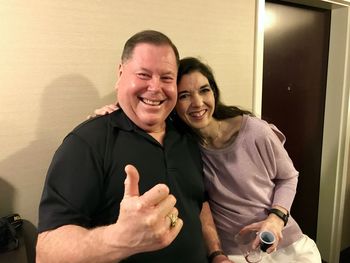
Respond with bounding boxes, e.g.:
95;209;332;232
69;110;125;142
72;114;110;136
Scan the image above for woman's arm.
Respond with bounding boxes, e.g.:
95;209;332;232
200;201;235;263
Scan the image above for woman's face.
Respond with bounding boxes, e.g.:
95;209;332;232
175;71;216;130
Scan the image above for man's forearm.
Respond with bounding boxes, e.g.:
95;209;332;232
36;224;128;263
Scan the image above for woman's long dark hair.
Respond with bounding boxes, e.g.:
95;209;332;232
172;57;253;141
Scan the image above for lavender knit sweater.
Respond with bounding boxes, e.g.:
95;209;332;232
201;115;303;255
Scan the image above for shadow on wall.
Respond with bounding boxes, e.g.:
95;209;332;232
0;178;14;215
0;74;115;263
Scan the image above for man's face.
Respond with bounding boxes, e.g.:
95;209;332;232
117;43;178;132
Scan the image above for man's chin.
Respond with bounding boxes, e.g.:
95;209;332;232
134;115;167;132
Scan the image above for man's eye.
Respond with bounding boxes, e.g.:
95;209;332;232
161;76;174;83
137;73;150;79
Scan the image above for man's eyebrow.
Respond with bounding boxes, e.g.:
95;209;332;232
161;70;176;76
138;67;151;73
137;67;176;76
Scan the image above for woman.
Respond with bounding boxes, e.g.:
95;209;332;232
173;57;321;262
91;57;321;262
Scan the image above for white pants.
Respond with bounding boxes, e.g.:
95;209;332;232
228;235;321;263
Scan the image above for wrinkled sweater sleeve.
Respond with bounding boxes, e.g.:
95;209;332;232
252;119;299;211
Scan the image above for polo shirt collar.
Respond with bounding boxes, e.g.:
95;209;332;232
110;109;174;134
110;109;134;131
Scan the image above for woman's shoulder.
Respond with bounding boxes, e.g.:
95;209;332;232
244;115;286;144
244;115;270;132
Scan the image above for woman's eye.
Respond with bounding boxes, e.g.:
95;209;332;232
200;88;211;94
178;94;189;100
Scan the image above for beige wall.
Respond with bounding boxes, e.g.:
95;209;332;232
2;0;350;262
0;0;256;258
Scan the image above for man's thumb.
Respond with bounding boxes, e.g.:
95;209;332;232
123;164;140;198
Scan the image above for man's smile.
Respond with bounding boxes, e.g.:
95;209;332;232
139;97;165;106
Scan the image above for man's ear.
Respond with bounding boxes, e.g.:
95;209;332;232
115;63;122;92
118;63;123;77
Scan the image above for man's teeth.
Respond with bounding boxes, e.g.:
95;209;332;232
142;98;162;106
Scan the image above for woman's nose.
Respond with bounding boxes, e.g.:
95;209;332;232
191;93;203;107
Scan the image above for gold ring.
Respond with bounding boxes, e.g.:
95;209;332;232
167;213;178;228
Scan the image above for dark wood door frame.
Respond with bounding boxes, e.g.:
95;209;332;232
253;1;350;262
262;0;330;242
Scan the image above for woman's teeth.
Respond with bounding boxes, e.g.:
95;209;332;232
190;110;206;117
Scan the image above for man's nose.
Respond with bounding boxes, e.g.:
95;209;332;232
148;77;161;91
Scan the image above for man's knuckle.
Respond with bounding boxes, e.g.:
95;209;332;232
145;215;158;227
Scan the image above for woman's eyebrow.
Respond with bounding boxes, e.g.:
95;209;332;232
178;84;210;94
199;84;210;89
178;90;189;95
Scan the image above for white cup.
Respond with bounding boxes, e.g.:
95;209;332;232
234;231;262;263
234;230;276;263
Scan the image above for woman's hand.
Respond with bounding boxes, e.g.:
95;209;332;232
238;213;285;254
87;103;118;119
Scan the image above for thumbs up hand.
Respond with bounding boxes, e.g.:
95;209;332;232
106;164;183;258
123;164;140;198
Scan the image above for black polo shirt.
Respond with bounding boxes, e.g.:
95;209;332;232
38;110;208;262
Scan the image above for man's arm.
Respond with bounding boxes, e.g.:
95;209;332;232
36;224;127;263
36;165;183;263
200;201;234;263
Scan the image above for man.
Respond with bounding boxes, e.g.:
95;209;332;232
36;30;231;263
